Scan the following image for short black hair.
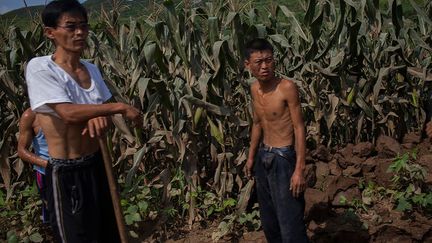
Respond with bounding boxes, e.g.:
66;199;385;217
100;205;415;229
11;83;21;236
245;38;274;60
42;0;88;27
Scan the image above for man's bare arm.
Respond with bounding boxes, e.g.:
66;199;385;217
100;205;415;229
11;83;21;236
248;110;262;154
48;102;142;126
285;81;306;172
246;85;262;178
17;109;48;168
283;80;306;197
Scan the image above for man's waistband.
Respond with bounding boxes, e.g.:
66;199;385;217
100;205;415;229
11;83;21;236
49;151;100;167
259;143;295;161
260;143;294;152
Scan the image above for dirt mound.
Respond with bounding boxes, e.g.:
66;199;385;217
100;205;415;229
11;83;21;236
142;133;432;242
304;133;432;242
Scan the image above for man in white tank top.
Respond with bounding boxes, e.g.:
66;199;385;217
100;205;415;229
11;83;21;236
25;1;141;242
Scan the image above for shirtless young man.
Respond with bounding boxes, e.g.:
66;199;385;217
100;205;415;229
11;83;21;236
245;38;308;243
25;1;142;242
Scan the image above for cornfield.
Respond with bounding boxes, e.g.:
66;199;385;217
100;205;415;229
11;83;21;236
1;0;432;240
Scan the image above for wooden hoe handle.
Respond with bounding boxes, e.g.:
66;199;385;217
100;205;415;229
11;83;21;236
98;137;129;243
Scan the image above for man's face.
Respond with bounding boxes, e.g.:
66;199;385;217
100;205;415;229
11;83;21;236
245;50;275;82
45;12;89;53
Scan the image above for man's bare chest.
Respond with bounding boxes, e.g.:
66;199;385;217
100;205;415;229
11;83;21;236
59;64;91;89
254;96;288;121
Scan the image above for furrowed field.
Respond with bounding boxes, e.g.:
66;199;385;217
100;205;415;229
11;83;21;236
1;0;432;242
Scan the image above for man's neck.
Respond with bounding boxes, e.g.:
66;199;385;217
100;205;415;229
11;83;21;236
52;48;82;70
258;76;279;92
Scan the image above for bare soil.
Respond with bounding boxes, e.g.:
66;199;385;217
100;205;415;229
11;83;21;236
4;133;431;242
139;133;432;243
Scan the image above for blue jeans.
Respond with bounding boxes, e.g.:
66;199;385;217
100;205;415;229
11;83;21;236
254;145;308;243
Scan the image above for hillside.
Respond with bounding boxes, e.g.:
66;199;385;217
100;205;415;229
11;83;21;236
0;0;423;30
0;0;312;29
0;0;425;29
0;0;151;28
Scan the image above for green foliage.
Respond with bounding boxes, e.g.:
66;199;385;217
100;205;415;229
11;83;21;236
124;205;143;225
339;194;368;212
6;231;18;243
359;180;387;207
205;194;236;217
121;182;155;227
0;190;5;207
348;151;432;217
388;150;426;188
1;182;48;242
238;209;261;230
388;153;432;213
212;205;261;241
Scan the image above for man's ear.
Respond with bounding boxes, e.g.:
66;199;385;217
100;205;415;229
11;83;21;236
44;27;55;40
244;59;250;70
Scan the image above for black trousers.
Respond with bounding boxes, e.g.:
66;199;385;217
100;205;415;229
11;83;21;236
45;152;120;243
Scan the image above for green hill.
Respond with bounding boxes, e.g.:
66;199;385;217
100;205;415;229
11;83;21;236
0;0;423;30
0;0;152;28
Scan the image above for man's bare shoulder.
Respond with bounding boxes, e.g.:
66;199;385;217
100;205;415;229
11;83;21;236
250;80;259;96
279;78;300;93
279;78;297;88
21;108;35;121
19;108;36;131
250;80;259;89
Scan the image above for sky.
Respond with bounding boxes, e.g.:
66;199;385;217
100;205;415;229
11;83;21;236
0;0;86;15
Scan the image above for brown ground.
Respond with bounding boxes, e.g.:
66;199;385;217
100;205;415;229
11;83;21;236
3;134;431;242
138;133;432;243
